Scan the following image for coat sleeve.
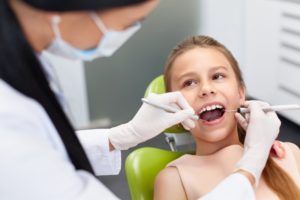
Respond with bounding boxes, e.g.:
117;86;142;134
76;129;121;176
198;174;255;200
0;105;120;200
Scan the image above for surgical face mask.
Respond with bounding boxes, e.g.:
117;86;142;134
46;13;141;61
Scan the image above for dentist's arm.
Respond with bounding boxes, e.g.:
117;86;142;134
76;92;196;176
108;92;196;150
199;101;281;200
235;101;280;185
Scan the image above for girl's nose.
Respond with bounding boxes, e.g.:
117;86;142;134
200;83;216;97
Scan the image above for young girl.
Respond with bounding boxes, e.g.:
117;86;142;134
154;35;300;200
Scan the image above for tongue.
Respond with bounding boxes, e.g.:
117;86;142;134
200;109;224;122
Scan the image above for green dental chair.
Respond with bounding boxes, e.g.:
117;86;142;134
125;75;194;200
125;147;185;200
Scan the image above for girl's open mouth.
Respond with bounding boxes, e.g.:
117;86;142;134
198;104;225;122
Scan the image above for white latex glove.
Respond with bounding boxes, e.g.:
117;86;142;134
235;100;281;186
108;92;197;150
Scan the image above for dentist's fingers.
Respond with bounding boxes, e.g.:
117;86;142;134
148;92;193;110
237;100;269;128
170;108;195;127
235;112;248;130
244;113;250;123
247;101;281;126
247;101;268;117
182;118;196;130
271;141;286;159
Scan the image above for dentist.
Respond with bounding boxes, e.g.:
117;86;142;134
0;0;280;199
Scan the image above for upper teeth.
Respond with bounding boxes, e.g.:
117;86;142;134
200;104;224;114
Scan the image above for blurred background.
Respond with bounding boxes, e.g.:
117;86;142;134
47;0;300;199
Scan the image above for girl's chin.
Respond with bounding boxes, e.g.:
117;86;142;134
192;127;236;143
204;134;230;143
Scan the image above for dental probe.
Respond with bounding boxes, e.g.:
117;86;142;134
226;104;300;114
141;98;199;120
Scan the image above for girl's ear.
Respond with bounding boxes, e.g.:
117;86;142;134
238;85;246;105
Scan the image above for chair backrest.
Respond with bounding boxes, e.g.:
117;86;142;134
125;147;185;200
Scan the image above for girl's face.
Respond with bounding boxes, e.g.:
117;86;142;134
169;48;245;151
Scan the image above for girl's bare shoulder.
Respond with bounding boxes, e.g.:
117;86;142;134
154;166;187;200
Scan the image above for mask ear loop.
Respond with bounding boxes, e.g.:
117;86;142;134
51;16;63;39
90;12;108;35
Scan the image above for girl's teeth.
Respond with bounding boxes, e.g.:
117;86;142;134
200;104;223;114
199;104;224;114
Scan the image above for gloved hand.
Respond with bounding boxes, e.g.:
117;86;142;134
108;92;197;150
235;100;281;186
235;110;285;159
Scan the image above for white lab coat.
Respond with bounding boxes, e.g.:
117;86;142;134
0;79;120;200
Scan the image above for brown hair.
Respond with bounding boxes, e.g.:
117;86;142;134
164;35;300;200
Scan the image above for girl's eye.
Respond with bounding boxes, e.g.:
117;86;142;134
212;73;225;80
183;80;197;87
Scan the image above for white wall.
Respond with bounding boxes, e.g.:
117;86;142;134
244;0;280;101
198;0;245;67
244;0;300;124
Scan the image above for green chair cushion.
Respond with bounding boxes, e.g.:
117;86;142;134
125;147;186;200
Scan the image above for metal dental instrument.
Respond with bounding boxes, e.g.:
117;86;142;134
226;104;300;114
141;98;199;120
142;98;300;119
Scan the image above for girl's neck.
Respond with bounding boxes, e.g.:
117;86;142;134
195;132;242;156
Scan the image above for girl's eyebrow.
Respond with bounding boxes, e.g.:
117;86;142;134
174;66;229;82
210;66;228;71
175;72;196;82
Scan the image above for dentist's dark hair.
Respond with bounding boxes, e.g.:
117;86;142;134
23;0;146;11
0;0;93;173
164;35;300;200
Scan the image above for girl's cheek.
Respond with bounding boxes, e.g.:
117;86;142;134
183;93;196;106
